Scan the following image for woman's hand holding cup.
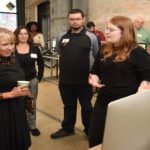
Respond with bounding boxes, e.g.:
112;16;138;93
17;81;32;98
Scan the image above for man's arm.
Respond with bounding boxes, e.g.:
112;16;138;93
86;31;99;70
55;31;67;53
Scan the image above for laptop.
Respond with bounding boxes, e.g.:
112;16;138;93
102;90;150;150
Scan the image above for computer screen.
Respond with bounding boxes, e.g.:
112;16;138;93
102;90;150;150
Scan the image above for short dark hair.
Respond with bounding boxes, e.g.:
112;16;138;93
26;21;41;32
86;21;95;28
68;9;85;18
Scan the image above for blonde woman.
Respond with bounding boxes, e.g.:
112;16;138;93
0;27;31;150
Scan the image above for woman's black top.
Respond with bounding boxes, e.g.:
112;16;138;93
91;46;150;107
0;56;31;150
15;45;44;81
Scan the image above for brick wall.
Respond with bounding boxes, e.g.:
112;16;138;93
25;0;150;35
88;0;150;31
25;0;44;22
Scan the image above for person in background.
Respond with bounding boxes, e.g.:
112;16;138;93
86;21;106;45
50;9;99;139
0;27;31;150
26;21;45;49
88;16;150;148
14;26;44;136
133;17;150;53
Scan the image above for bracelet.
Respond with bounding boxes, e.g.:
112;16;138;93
0;93;3;100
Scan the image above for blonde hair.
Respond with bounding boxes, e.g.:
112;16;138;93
102;16;137;62
0;27;15;44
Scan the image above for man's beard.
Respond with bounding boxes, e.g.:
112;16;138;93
71;25;82;31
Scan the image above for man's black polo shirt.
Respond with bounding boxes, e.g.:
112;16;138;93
56;28;99;85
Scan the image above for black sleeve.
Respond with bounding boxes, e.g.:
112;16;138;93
130;47;150;81
91;50;101;75
36;47;44;81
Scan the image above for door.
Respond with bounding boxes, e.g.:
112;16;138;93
38;1;50;42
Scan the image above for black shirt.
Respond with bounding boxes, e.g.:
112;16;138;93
0;57;31;149
57;28;99;85
15;45;44;81
91;46;150;106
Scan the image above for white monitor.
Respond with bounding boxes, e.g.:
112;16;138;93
102;90;150;150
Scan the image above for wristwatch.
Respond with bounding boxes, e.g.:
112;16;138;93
0;93;3;100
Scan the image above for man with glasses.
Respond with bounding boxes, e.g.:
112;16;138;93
134;17;150;52
50;9;99;139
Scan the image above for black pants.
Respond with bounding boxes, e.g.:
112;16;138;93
88;100;107;148
59;84;93;134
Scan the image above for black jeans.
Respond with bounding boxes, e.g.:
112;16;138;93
59;84;93;133
88;100;107;148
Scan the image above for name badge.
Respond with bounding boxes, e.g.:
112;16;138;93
30;53;37;58
62;38;70;43
137;34;142;37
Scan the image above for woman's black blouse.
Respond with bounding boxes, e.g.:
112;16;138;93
91;46;150;106
15;45;44;81
0;57;31;150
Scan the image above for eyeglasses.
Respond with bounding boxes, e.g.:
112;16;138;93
104;27;121;33
68;18;83;22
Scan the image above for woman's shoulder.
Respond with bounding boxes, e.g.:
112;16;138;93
131;46;148;56
29;44;40;53
130;46;150;63
35;33;43;37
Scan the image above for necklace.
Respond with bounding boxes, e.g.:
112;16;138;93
0;55;16;65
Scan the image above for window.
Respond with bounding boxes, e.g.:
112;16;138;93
0;0;17;31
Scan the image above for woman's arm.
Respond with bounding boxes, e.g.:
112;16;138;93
36;47;44;81
137;80;150;92
89;74;105;88
0;87;31;100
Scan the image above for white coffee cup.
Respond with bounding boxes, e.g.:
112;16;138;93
17;80;30;88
